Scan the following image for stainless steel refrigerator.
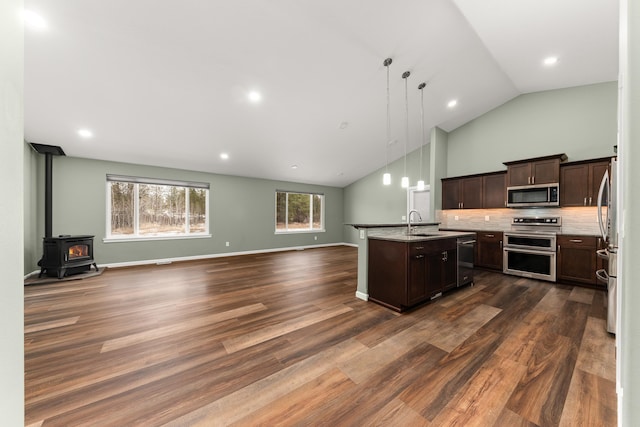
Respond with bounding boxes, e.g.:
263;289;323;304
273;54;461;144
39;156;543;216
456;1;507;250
596;157;618;334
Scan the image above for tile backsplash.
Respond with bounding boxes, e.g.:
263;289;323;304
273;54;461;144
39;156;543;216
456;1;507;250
437;207;601;236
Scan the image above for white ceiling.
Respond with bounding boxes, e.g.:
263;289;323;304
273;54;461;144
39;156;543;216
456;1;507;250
24;0;619;187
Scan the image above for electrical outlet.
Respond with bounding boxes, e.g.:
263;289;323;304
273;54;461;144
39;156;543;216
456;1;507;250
485;215;490;221
225;241;230;247
401;215;406;221
314;236;317;240
359;230;365;239
454;215;459;221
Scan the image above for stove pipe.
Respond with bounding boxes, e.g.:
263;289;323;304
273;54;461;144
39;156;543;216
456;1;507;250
29;143;66;238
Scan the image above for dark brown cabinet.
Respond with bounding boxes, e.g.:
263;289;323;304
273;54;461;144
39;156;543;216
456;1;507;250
560;159;610;207
557;235;599;286
504;154;567;187
482;172;506;208
368;237;457;311
475;231;503;270
441;176;482;209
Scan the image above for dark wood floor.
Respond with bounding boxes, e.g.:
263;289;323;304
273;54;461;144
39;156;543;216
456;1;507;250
24;246;616;426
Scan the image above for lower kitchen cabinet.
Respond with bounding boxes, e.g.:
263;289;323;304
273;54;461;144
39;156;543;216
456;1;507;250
368;238;457;311
557;235;599;286
475;231;503;271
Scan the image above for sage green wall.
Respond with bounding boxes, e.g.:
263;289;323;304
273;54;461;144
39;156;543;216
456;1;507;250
343;146;430;244
24;143;40;274
1;0;24;421
621;0;640;422
447;82;617;177
25;155;344;271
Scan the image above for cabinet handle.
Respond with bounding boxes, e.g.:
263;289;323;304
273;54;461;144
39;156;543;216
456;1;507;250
532;176;535;184
485;234;494;238
500;240;503;249
461;202;464;209
415;254;424;259
415;246;424;250
584;197;587;206
558;245;561;252
589;196;592;205
569;239;583;243
528;176;531;184
504;201;507;207
598;237;601;247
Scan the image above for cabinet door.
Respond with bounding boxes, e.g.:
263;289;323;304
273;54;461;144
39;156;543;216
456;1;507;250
560;164;590;207
507;163;531;186
531;159;560;184
368;239;407;310
557;235;597;285
442;249;458;290
483;173;506;208
407;245;427;306
477;232;503;270
425;252;443;297
461;177;482;209
442;179;461;209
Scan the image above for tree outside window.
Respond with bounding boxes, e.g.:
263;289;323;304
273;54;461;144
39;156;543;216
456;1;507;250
276;191;324;232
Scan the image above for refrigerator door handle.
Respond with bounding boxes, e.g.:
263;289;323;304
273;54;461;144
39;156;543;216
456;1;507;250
597;170;609;242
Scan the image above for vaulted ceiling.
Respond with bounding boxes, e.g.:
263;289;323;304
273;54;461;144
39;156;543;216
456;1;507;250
24;0;619;187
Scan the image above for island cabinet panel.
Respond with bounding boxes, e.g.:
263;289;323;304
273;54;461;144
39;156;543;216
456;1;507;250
560;160;610;207
482;172;506;208
368;238;458;311
557;235;599;286
475;231;503;271
505;154;566;186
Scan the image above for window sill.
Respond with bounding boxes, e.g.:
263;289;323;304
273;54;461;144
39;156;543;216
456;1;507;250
104;234;212;243
275;229;326;235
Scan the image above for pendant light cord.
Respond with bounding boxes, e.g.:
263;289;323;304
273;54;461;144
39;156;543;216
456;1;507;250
419;82;426;182
385;59;392;174
402;71;411;180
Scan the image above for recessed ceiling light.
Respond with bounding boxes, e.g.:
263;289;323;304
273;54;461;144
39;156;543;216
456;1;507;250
447;99;458;109
291;164;298;169
248;91;262;103
23;9;47;31
339;121;349;130
220;153;229;160
77;129;93;138
543;56;559;66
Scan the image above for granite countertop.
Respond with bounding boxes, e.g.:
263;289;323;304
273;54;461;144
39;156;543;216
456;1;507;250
348;223;440;229
368;230;476;243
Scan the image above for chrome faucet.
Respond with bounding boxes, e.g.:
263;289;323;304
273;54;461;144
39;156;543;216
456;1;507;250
408;209;422;235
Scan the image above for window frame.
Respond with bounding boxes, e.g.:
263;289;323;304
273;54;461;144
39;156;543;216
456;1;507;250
274;190;325;234
104;175;211;242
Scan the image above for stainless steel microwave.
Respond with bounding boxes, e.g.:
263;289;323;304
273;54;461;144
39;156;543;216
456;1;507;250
506;183;559;207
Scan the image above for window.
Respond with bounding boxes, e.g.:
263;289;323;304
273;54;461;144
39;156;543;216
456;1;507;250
106;175;209;240
275;191;324;233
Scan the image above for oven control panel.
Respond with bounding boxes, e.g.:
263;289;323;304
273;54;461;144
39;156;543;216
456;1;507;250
512;217;561;226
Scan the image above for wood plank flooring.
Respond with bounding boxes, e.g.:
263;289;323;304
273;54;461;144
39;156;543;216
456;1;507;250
24;246;616;426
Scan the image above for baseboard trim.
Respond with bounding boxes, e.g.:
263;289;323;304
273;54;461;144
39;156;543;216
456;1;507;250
355;291;368;301
101;242;353;269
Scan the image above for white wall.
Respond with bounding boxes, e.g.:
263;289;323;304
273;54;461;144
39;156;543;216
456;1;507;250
0;0;25;424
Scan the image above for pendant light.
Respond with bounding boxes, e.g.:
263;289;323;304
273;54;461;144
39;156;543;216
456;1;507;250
382;58;392;186
417;82;427;191
401;70;411;189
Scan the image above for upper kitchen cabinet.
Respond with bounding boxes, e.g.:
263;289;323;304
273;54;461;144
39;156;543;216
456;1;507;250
442;176;482;209
482;172;506;208
504;154;567;187
560;158;610;207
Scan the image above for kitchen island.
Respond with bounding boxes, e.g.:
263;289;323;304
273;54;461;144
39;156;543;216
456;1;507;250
349;224;475;311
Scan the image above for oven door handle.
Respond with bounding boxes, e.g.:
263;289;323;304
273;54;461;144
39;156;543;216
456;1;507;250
503;247;556;256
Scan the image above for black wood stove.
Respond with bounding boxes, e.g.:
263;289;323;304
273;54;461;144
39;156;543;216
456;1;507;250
30;142;99;279
39;235;98;278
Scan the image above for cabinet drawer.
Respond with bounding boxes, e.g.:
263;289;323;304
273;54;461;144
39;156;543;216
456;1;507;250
478;232;502;242
557;235;597;249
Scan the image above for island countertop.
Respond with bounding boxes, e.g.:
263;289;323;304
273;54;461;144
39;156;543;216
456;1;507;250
347;223;440;229
368;230;476;243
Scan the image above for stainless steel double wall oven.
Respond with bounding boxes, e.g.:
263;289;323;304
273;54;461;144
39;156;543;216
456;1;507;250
503;217;561;282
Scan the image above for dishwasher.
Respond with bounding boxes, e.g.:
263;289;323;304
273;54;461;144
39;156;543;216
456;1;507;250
457;236;476;287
